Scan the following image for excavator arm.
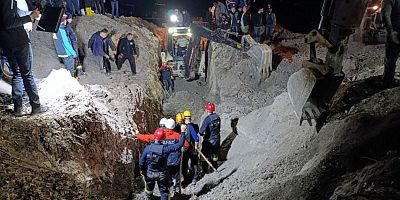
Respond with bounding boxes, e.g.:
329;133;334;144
287;0;370;126
185;23;272;81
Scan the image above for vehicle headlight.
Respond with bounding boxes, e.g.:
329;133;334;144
170;14;178;23
168;28;174;34
187;33;192;37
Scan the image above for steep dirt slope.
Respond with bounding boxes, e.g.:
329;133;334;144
0;15;164;199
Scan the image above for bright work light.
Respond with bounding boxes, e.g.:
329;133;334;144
170;14;178;23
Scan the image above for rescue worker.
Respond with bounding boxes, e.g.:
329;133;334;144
174;113;184;133
134;118;189;193
139;127;187;200
199;103;221;174
382;0;400;87
159;63;174;93
181;110;201;185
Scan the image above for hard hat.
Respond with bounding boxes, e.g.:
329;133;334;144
176;113;184;123
154;128;166;141
165;118;176;130
159;118;167;128
205;103;215;112
183;110;192;118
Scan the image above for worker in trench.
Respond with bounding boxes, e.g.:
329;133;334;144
139;127;187;200
174;113;184;133
133;118;189;194
199;103;221;174
181;110;201;185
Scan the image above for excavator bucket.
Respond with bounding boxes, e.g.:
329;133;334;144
287;68;317;122
288;67;345;125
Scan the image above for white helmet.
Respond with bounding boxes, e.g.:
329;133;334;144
159;118;168;128
165;118;176;130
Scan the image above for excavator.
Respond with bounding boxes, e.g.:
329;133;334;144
287;0;374;126
162;19;272;82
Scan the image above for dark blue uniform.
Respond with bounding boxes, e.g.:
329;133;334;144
162;135;181;192
182;123;200;185
139;133;185;200
200;113;221;173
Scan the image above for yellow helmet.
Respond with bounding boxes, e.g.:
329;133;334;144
176;113;184;124
183;110;192;118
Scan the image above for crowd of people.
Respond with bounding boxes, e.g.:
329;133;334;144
206;0;277;43
44;0;120;19
50;1;138;78
135;103;221;199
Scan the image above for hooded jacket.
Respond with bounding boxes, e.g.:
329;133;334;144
53;24;77;58
0;0;32;48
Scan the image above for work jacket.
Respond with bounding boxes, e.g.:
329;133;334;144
91;33;106;57
118;37;137;56
200;113;221;146
139;133;185;174
53;26;77;58
137;129;189;166
159;65;172;80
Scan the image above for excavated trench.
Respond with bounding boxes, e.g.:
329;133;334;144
2;14;400;200
0;15;166;199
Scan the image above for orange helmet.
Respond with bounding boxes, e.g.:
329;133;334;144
154;128;166;141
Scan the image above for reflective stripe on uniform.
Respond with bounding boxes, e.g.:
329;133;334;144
144;186;153;194
212;155;218;162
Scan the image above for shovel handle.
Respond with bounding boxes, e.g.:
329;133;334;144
197;149;217;172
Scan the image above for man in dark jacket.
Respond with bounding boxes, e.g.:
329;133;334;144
199;103;221;174
0;0;47;116
117;33;138;75
382;0;400;87
103;30;118;76
240;5;250;34
89;29;109;73
139;128;187;200
265;4;276;42
252;7;264;43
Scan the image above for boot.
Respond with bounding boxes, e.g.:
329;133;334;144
192;165;199;184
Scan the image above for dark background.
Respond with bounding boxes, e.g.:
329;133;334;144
111;0;324;33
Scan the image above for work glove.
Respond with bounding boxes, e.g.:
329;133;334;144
195;142;200;151
181;124;187;132
390;31;400;44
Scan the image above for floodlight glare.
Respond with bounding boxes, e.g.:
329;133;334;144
170;14;178;23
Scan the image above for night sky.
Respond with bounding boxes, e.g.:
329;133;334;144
116;0;324;33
